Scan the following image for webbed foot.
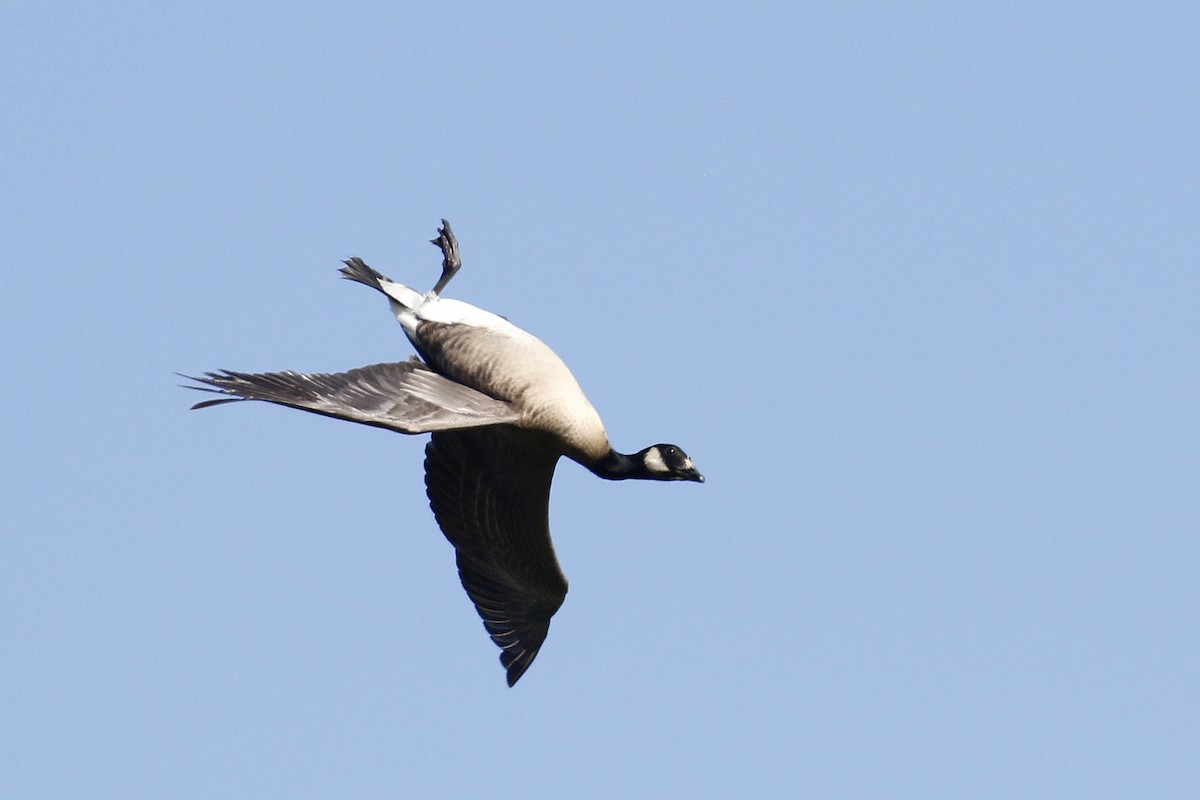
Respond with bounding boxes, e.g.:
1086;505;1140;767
429;219;461;297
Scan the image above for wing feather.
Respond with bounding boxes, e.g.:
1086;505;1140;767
184;360;520;433
424;428;568;686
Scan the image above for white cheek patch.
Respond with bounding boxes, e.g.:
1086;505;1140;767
643;447;669;474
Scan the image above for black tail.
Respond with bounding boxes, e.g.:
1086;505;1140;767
338;257;392;293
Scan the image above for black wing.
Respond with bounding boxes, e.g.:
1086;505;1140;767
185;360;519;433
424;427;568;686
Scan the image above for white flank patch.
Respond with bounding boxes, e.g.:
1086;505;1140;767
371;279;516;339
416;298;519;333
643;447;669;474
378;278;425;310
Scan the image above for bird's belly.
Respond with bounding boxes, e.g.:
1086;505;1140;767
414;321;611;462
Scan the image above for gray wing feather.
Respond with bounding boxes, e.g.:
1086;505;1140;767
185;360;520;433
424;428;568;686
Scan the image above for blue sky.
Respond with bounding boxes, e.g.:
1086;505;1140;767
3;2;1197;797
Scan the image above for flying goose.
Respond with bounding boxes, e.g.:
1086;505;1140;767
186;220;703;686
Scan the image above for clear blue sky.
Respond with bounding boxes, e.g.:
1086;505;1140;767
3;2;1197;797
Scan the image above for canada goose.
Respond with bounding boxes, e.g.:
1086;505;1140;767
186;220;703;686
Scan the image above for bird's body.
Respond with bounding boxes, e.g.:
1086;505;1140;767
379;275;611;465
187;221;702;685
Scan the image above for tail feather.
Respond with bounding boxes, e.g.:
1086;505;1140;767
340;257;425;312
339;257;390;292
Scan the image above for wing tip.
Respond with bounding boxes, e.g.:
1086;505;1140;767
189;396;245;410
503;649;537;687
179;371;245;409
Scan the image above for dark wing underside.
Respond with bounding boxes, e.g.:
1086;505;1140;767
185;359;520;433
424;427;568;686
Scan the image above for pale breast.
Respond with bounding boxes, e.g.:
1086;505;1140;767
412;320;612;463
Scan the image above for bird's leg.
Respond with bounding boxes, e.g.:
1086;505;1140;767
429;218;462;298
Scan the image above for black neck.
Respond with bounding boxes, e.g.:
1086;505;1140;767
590;449;647;481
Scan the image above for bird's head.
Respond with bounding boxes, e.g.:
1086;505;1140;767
638;444;704;483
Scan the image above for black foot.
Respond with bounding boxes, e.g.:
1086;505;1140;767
429;218;461;297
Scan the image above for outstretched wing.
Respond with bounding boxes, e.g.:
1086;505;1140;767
184;360;520;433
424;427;568;686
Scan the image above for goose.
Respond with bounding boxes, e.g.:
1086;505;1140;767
186;220;703;685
